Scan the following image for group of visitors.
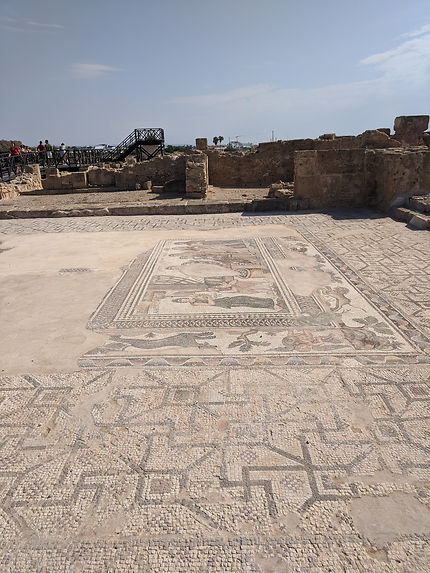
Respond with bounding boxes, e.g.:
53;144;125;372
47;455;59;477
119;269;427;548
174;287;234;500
8;140;68;172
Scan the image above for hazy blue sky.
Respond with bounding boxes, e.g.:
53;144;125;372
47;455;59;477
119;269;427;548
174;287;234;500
1;0;429;145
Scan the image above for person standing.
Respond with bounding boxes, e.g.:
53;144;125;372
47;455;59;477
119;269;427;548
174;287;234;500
59;142;67;164
9;142;22;173
37;140;46;165
45;139;53;164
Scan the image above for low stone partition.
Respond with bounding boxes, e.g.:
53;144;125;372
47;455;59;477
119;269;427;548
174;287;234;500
294;149;367;208
88;155;187;190
41;155;188;192
43;168;87;191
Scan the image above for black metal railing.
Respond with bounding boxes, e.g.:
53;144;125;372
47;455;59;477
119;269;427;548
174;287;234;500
108;128;164;161
1;128;165;182
0;148;110;181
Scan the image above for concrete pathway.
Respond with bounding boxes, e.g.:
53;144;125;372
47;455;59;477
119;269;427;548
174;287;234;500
0;210;429;571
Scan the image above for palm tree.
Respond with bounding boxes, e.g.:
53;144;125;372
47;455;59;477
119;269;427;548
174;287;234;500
218;136;224;146
213;136;219;146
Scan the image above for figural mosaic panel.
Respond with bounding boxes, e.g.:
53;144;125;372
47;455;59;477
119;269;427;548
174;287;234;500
81;234;428;367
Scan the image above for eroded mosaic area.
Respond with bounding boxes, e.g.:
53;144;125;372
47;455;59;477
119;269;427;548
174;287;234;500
82;235;427;367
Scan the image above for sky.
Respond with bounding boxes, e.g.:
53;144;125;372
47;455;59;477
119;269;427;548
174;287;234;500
0;0;429;146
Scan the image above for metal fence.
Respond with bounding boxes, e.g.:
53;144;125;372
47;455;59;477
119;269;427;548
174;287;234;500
1;129;165;182
0;148;109;181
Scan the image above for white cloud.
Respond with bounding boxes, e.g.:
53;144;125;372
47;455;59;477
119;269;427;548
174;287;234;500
0;17;63;32
167;29;430;140
401;24;430;39
360;33;430;81
26;20;64;29
70;63;121;79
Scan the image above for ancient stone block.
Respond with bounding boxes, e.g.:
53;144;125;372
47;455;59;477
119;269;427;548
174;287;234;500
70;171;87;188
45;167;59;177
163;179;185;193
24;164;41;179
115;171;137;190
186;154;208;197
195;138;208;151
394;115;429;146
42;175;62;190
88;168;116;187
267;181;294;198
409;213;430;229
359;130;400;149
60;174;73;189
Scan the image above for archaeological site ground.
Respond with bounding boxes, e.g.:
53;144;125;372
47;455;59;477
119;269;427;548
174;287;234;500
0;117;429;571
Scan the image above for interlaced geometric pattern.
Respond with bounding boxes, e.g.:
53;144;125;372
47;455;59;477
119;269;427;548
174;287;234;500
0;210;429;572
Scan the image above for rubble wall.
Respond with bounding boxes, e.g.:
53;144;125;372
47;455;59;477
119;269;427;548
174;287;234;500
41;155;188;192
207;140;314;187
90;155;187;190
0;165;42;200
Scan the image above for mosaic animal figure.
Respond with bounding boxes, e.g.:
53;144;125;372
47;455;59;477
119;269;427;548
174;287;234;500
110;332;217;350
314;286;350;313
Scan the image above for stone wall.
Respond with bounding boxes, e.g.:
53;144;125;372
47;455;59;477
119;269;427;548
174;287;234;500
207;140;314;187
43;168;88;191
294;149;368;208
206;131;399;188
294;146;430;210
43;155;188;192
366;148;430;209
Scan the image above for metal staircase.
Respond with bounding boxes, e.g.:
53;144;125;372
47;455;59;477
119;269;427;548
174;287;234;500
108;128;165;161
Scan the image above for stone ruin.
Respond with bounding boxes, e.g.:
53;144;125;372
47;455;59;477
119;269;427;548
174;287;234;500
0;164;42;200
393;115;429;146
2;115;430;227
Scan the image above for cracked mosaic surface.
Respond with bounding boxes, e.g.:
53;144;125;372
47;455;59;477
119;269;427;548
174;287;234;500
0;210;429;571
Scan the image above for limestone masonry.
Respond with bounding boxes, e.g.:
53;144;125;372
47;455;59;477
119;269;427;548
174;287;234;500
2;115;430;228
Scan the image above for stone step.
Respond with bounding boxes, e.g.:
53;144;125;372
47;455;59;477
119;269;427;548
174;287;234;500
0;197;310;220
409;194;430;213
392;206;430;229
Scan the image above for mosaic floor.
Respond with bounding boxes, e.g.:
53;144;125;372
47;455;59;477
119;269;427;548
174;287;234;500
0;210;429;571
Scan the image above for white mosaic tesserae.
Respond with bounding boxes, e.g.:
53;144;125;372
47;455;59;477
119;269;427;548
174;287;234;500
0;211;429;572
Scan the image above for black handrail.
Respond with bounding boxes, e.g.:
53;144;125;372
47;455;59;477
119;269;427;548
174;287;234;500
0;128;165;182
0;148;110;181
107;128;164;161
